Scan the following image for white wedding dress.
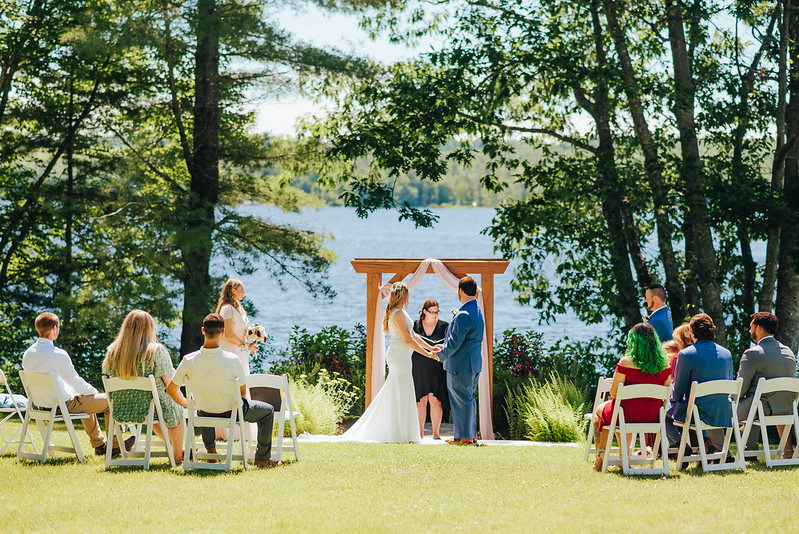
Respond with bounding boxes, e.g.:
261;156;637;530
306;308;417;444
299;308;421;443
340;308;421;443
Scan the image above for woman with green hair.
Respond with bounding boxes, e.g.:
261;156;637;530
592;322;672;471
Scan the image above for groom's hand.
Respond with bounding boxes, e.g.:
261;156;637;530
431;345;441;353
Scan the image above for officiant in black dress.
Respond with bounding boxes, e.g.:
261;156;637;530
412;299;450;439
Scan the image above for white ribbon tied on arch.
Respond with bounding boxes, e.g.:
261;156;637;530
371;258;494;440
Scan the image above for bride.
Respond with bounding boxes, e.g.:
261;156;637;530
341;282;440;443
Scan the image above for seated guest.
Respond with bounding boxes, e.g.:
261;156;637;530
672;323;692;350
665;313;733;453
22;312;133;456
737;312;797;454
102;310;188;463
171;313;280;468
645;284;673;342
592;323;672;471
666;322;693;376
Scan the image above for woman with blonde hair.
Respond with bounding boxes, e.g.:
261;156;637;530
667;322;694;376
102;310;187;463
216;278;255;375
342;282;440;442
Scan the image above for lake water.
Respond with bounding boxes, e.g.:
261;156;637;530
189;206;614;350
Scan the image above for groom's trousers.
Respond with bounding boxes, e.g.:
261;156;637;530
447;372;480;439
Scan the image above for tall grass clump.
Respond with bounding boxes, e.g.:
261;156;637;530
288;369;357;435
504;373;587;442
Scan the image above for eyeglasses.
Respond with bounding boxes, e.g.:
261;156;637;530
427;310;439;315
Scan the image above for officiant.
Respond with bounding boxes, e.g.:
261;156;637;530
412;299;450;439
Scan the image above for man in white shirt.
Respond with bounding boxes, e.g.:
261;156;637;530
171;313;279;468
21;312;133;456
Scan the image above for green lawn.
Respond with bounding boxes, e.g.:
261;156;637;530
2;421;798;532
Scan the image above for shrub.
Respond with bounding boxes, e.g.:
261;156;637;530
270;324;366;414
287;369;357;435
504;373;587;442
492;329;552;437
546;336;620;401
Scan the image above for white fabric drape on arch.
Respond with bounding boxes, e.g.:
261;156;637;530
370;258;494;440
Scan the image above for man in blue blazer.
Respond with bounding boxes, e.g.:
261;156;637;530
645;284;673;342
437;276;484;443
666;313;733;451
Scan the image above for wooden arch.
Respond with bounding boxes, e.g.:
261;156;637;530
350;258;510;408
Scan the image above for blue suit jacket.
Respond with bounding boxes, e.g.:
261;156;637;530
647;306;673;342
667;340;734;427
437;298;484;374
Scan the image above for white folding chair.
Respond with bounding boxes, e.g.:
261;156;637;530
675;378;746;472
739;377;799;467
247;373;300;462
584;376;613;461
16;371;89;463
599;383;671;475
183;377;248;472
102;375;175;470
1;369;37;456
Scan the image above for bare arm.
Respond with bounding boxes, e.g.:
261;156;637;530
396;314;437;359
165;379;188;409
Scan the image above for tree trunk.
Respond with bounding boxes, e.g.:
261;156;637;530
589;1;641;330
179;0;220;355
775;2;799;352
602;0;687;325
665;1;726;344
761;0;791;311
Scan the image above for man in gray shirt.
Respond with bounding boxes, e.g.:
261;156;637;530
737;312;798;452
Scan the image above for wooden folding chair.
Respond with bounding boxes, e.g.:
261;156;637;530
599;383;671;475
17;371;89;463
675;378;746;472
102;375;176;470
1;369;37;456
247;373;300;462
183;377;248;472
739;377;799;467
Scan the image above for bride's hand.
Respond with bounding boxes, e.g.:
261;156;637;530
428;351;440;361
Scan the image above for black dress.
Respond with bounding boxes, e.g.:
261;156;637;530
411;318;450;411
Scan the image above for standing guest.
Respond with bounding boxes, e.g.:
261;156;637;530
102;310;188;463
644;284;673;342
215;278;255;375
21;312;133;456
412;299;450;439
592;323;672;471
437;276;484;444
665;313;733;453
736;312;798;453
171;313;280;468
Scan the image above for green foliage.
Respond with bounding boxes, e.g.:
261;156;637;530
504;373;587;442
288;369;357;435
269;324;367;413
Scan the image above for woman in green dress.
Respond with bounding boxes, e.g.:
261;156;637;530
102;309;187;463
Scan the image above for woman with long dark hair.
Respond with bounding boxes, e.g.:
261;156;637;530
411;299;449;439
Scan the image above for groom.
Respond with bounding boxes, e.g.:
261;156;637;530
436;276;484;444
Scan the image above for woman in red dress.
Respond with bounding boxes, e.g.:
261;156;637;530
592;322;672;470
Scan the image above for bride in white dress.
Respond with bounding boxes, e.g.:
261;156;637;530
341;282;440;443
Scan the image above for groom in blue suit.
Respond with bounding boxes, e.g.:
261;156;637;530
436;276;484;444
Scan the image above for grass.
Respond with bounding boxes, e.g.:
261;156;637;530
2;421;799;532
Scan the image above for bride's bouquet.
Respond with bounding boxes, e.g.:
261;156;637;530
245;323;267;344
243;323;267;352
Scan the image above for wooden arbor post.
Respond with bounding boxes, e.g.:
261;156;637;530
350;258;510;412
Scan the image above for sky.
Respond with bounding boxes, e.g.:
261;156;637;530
256;3;424;136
